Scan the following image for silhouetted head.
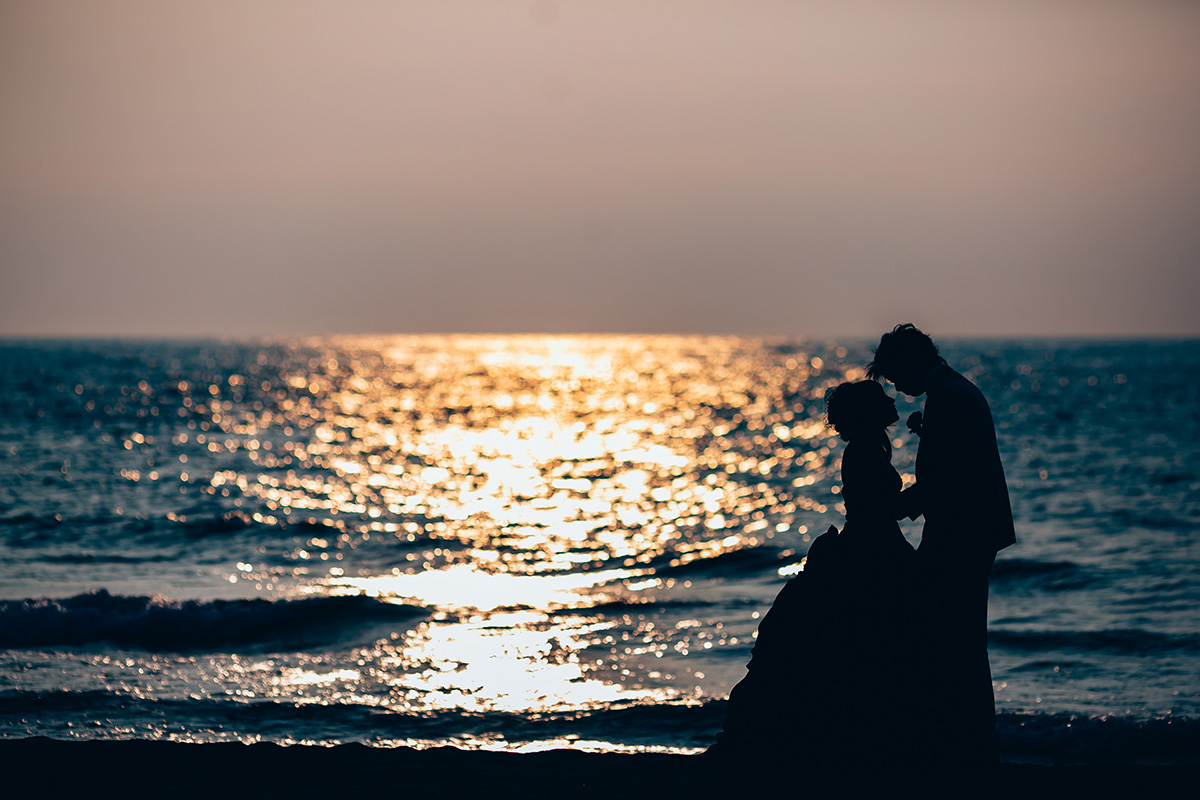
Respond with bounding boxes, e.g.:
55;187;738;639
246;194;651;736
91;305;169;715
866;323;945;397
825;380;899;442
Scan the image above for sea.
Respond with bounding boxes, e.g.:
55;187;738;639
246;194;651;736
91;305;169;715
1;336;1197;765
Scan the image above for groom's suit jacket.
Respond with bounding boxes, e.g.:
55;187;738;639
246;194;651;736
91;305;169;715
902;364;1016;560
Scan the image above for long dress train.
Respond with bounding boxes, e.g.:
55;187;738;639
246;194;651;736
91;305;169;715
712;438;917;773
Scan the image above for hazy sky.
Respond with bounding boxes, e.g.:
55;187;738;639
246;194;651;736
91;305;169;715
2;0;1198;338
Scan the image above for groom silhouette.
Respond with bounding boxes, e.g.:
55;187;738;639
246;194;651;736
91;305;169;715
867;324;1015;773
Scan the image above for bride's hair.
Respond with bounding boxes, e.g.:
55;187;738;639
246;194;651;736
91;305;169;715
826;380;892;446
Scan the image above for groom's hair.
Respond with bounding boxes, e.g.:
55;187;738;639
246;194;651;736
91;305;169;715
866;323;943;380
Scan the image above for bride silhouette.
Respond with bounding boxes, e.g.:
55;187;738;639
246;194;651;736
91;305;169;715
709;380;920;774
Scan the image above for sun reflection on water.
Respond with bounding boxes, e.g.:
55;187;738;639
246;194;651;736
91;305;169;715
118;335;863;744
326;564;639;612
14;338;1195;751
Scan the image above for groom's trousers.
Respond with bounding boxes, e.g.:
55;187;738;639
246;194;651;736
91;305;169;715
916;545;998;773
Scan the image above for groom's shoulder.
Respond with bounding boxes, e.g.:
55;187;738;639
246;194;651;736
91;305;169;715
930;365;974;396
947;367;980;393
929;367;991;413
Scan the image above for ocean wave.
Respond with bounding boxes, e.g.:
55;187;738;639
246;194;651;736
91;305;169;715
997;711;1199;764
990;558;1093;591
565;598;724;616
0;590;427;652
171;511;261;539
0;691;725;749
990;628;1200;655
1;692;1195;763
650;546;785;578
0;512;53;528
40;553;177;565
991;558;1082;579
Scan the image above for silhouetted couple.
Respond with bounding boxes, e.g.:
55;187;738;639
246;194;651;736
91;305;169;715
711;325;1015;786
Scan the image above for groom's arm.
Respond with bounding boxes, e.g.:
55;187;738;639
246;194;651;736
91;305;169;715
896;408;927;520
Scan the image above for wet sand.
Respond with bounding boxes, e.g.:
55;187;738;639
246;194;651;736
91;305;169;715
2;737;1195;799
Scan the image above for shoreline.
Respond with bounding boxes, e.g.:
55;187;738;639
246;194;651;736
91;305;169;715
3;737;1195;798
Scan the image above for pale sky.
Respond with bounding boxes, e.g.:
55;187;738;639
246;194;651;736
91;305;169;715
2;0;1198;338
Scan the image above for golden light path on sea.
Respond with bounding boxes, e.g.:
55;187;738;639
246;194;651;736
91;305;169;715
197;335;863;748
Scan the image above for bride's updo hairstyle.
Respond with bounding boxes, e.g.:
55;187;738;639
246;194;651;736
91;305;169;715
826;380;890;441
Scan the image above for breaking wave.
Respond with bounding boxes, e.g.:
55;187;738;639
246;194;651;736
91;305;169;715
0;591;427;652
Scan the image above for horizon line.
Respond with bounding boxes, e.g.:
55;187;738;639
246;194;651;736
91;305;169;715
1;331;1197;343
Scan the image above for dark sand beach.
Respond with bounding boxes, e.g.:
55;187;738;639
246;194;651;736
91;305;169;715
3;738;1196;799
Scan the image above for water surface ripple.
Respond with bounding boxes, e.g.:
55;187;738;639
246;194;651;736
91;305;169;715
0;336;1196;761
